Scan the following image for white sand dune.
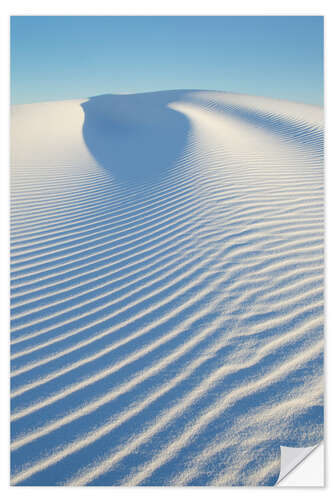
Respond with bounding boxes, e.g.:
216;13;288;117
10;90;324;486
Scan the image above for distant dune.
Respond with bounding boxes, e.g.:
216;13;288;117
10;90;324;486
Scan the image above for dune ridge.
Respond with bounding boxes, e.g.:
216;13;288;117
11;90;324;486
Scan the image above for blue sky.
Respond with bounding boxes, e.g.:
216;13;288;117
11;16;323;106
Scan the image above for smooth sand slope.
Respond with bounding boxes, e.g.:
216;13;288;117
10;90;324;486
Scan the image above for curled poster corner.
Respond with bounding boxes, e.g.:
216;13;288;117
276;443;323;486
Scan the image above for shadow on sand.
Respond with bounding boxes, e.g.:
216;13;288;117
81;91;191;185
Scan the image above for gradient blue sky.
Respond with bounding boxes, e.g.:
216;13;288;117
11;16;323;106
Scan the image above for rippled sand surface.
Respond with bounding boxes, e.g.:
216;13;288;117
11;90;324;486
